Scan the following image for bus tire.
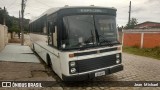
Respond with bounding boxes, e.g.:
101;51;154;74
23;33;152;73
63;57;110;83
32;44;35;51
46;54;52;69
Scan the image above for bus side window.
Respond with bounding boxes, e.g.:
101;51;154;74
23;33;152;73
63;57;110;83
53;25;57;47
48;18;57;48
48;22;54;45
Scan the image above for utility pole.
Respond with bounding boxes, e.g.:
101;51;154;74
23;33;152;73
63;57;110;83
19;10;21;39
3;7;6;25
21;0;27;45
128;1;131;25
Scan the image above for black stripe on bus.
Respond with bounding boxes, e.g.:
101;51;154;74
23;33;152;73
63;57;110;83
100;48;117;53
74;47;117;56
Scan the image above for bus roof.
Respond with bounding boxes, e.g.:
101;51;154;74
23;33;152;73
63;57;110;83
30;6;116;23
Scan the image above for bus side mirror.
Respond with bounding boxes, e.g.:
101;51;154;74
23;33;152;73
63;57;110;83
52;22;57;33
52;25;55;33
49;22;55;33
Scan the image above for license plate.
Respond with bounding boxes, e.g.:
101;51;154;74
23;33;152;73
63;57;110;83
95;71;105;77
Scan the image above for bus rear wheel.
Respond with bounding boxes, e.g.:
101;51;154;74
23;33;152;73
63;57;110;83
47;54;52;69
32;44;35;51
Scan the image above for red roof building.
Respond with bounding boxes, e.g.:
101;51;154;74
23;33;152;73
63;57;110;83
135;21;160;29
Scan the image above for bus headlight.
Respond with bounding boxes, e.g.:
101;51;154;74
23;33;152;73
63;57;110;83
116;59;120;64
116;54;120;58
70;68;76;73
70;62;76;67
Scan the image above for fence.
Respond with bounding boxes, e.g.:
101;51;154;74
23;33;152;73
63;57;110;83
0;24;8;51
122;29;160;48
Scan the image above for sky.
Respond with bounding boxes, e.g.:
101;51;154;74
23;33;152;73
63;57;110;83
0;0;160;26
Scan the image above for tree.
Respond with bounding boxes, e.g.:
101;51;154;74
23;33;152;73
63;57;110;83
125;18;138;29
0;7;5;24
9;20;20;32
0;7;29;38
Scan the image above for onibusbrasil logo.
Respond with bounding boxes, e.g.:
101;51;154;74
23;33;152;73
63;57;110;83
2;82;42;87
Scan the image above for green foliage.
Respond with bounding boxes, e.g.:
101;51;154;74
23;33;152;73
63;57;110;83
125;18;138;29
123;46;160;60
0;7;29;33
0;7;8;25
9;20;20;33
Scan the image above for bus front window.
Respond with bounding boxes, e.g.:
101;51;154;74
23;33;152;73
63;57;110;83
95;15;118;45
62;15;97;49
62;15;119;49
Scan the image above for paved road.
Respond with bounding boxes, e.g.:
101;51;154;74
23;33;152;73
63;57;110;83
0;50;160;90
116;53;160;81
0;43;40;63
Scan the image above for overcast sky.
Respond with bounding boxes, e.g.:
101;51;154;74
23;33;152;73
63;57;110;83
0;0;160;26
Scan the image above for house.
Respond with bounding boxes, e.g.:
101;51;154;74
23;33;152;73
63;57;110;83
135;21;160;29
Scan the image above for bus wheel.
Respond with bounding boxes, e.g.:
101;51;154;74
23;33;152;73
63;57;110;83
47;54;52;69
32;44;35;51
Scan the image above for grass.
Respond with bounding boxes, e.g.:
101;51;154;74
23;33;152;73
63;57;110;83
123;46;160;60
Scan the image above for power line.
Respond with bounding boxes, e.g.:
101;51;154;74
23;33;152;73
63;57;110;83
6;0;18;9
0;0;5;7
33;0;52;7
0;0;4;6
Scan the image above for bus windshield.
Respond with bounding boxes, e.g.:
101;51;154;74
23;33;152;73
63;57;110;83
62;15;119;49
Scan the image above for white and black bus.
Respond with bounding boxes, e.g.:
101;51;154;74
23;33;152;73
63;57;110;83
29;6;123;81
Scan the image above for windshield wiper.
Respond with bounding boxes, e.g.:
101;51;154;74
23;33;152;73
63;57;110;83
84;36;93;44
79;44;96;50
98;35;114;46
99;40;113;46
84;30;96;45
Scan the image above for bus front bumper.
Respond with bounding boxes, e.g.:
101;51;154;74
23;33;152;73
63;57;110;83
62;64;123;81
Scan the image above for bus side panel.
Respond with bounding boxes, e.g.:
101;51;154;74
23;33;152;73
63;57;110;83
59;51;78;76
49;51;62;78
29;33;48;63
29;33;62;79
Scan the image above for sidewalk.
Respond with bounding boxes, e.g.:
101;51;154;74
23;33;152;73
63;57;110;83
0;35;55;82
0;43;40;63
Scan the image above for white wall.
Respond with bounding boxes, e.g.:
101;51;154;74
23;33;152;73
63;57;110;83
123;28;160;32
0;24;8;51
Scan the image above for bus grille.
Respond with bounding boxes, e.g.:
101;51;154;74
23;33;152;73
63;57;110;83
77;54;118;73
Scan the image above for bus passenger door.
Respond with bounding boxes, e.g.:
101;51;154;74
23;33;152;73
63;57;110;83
48;22;54;45
52;24;60;76
48;22;57;47
48;21;61;77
